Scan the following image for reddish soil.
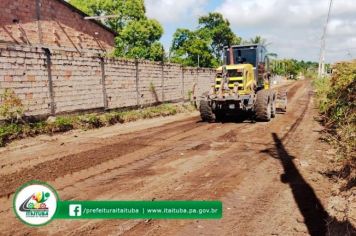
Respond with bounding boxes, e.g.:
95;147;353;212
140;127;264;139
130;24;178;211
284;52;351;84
0;79;354;236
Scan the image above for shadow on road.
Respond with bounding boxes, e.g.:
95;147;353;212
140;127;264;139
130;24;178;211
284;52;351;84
262;133;355;236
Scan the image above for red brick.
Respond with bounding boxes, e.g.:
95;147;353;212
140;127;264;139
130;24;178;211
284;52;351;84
25;92;33;100
4;75;13;82
27;75;36;82
64;70;72;80
0;0;115;51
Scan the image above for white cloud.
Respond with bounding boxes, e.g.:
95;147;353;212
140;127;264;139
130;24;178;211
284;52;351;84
145;0;208;24
217;0;356;62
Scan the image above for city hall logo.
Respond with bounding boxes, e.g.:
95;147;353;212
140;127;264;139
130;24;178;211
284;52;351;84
13;182;58;226
20;191;50;217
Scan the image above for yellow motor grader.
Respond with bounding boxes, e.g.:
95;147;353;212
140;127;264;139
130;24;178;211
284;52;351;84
200;44;287;122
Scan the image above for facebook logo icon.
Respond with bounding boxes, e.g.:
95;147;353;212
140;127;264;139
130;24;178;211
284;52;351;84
69;204;82;217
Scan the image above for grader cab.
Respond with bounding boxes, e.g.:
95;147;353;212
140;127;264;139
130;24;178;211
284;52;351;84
200;44;287;122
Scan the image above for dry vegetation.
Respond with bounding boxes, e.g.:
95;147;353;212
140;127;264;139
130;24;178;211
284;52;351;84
314;60;355;189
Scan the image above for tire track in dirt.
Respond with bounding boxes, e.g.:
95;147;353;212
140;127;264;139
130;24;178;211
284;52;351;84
72;147;269;236
138;82;311;236
286;80;304;100
0;80;307;236
116;81;311;236
51;121;253;199
230;106;314;234
59;81;310;236
0;117;251;199
0;117;199;164
0;122;253;234
0;117;201;178
0;118;205;198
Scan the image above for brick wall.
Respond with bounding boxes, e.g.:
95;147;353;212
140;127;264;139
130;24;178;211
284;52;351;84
50;51;104;113
0;0;115;52
0;46;50;115
0;45;215;117
105;59;137;109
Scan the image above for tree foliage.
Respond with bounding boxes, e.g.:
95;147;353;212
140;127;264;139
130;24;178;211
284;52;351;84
249;36;267;45
69;0;145;32
115;19;164;60
170;29;216;67
198;13;241;59
170;13;240;68
69;0;164;61
271;59;319;79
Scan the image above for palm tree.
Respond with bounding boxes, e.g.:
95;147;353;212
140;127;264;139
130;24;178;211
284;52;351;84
249;36;267;45
266;52;278;58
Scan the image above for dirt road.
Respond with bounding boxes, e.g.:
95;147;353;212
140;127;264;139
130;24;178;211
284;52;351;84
0;79;347;235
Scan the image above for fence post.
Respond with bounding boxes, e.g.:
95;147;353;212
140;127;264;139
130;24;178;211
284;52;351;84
181;66;185;102
43;48;55;116
100;57;108;110
135;59;140;106
161;61;165;102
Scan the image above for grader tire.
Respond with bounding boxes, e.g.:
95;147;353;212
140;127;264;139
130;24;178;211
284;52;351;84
270;91;277;118
200;100;216;122
255;90;272;122
214;111;225;122
278;90;288;112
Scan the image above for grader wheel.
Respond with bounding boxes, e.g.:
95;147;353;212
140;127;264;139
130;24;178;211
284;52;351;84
200;100;216;122
277;90;288;112
270;90;277;118
255;90;272;121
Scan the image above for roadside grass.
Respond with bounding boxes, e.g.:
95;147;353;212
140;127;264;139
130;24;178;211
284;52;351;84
313;60;355;189
0;103;196;147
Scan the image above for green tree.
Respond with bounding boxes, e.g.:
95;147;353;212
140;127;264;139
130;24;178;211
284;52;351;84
170;29;216;67
69;0;145;32
249;35;267;45
69;0;98;16
271;59;319;78
198;13;241;60
69;0;164;61
115;19;164;60
170;12;240;67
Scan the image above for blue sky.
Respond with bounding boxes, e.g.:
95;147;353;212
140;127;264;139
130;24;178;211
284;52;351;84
145;0;356;63
146;0;227;52
146;0;221;51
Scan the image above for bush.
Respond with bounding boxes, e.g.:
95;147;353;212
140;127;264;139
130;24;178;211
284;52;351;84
324;62;355;126
313;76;332;114
314;60;355;178
120;110;141;122
49;117;74;133
0;124;22;146
78;114;104;129
0;103;196;147
0;89;24;122
99;113;123;126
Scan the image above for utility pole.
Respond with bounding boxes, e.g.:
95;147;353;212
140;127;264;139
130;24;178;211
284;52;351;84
318;0;333;78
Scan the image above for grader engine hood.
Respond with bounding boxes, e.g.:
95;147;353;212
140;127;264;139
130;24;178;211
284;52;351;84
214;64;254;96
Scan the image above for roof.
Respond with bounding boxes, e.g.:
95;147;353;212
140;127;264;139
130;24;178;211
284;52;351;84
224;44;266;49
56;0;118;36
216;64;254;71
